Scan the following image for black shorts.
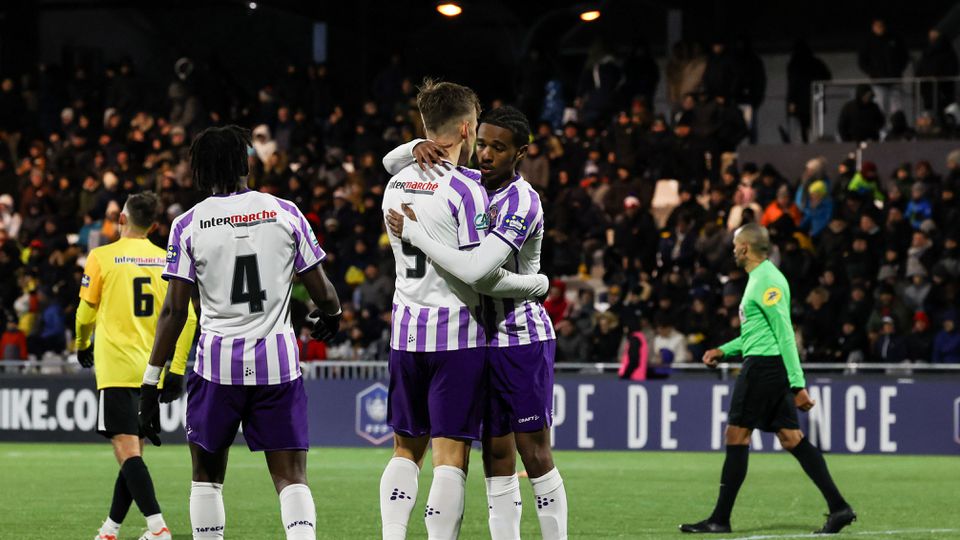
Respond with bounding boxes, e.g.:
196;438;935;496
97;387;141;439
727;356;799;433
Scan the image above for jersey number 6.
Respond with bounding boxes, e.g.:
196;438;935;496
231;254;267;313
132;277;154;317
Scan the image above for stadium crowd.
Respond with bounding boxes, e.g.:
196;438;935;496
1;24;960;371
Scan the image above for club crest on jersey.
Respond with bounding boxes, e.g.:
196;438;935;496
355;383;393;445
502;214;528;233
166;245;179;264
392;180;439;195
81;274;90;287
474;212;490;231
762;287;783;306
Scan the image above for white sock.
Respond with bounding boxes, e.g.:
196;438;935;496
380;457;420;540
486;474;522;540
145;513;167;533
530;468;568;540
424;465;466;540
99;517;121;536
279;483;316;540
190;481;225;539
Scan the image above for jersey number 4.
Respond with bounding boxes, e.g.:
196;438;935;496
231;254;267;313
401;241;426;279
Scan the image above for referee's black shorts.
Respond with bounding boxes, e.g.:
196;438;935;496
727;356;799;433
97;387;142;439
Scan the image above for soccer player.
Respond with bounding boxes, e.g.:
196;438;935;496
384;106;567;540
379;83;548;540
75;191;198;540
138;125;343;540
680;223;856;535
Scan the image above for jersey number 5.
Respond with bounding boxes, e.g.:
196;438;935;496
231;254;267;313
132;277;153;317
401;241;426;279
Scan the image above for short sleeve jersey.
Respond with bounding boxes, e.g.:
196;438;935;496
382;163;489;352
79;238;177;389
163;190;325;385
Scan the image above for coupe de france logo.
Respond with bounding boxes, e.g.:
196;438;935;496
356;382;392;445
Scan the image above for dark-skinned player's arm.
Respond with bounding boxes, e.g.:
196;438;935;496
298;262;343;341
139;278;195;445
159;296;198;403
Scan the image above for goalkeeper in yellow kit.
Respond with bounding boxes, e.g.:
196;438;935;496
75;191;197;540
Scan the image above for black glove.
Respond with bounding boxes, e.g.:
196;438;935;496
309;308;342;342
138;384;162;446
159;371;184;403
77;346;94;368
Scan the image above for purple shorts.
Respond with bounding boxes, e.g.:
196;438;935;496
485;340;556;438
185;371;309;452
387;347;487;440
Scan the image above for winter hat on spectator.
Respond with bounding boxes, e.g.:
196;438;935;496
0;194;13;208
808;180;828;197
881;316;895;327
623;196;640;209
914;311;929;325
861;161;878;178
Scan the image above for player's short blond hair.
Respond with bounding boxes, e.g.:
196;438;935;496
416;78;480;138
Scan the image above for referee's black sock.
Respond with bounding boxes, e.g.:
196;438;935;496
709;444;749;525
121;456;162;517
789;437;848;513
108;470;133;523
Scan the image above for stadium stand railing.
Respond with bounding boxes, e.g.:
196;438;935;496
811;75;960;139
2;360;959;380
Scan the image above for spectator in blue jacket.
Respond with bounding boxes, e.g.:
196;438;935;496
798;179;833;238
905;182;934;230
932;310;960;363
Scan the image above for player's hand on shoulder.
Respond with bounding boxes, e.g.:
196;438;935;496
159;371;184;403
309;308;342;343
413;140;451;172
76;346;94;368
702;348;723;368
794;388;816;411
386;209;405;238
138;383;162;446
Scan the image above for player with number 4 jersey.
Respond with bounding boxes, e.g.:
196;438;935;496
140;126;342;540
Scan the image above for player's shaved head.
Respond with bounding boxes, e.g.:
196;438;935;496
416;78;481;138
734;222;771;256
190;125;251;193
123;191;161;230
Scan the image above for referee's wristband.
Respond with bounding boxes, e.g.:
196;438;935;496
143;365;162;386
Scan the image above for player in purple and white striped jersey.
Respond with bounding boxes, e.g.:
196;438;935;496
384;106;567;540
139;126;342;540
378;81;548;540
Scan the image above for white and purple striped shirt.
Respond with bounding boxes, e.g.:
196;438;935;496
483;175;556;347
383;163;489;352
163;190;324;385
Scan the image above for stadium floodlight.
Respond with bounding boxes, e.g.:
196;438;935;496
579;9;600;21
436;2;463;17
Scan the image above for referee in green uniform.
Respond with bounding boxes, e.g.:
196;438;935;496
681;223;856;535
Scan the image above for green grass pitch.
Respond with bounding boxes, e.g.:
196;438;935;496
1;443;958;539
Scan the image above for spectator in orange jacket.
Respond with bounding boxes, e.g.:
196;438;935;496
1;316;27;359
761;184;802;228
